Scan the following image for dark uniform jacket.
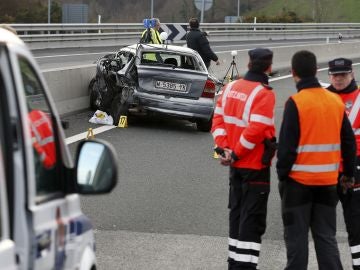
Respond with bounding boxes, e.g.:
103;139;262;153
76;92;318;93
276;77;356;182
186;28;218;67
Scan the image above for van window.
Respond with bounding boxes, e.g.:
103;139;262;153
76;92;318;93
18;57;61;198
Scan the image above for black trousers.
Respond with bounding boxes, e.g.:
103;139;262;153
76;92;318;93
228;166;270;270
338;157;360;270
279;179;342;270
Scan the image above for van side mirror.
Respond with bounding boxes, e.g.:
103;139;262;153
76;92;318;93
75;140;118;194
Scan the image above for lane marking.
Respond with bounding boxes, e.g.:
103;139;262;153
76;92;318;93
66;125;116;145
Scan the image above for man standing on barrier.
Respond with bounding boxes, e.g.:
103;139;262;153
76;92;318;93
211;48;276;270
277;50;356;270
327;57;360;270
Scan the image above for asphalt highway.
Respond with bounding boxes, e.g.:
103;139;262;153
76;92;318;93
61;60;360;269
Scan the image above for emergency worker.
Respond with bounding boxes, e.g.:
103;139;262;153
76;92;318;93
276;50;356;270
141;18;162;44
28;109;56;169
186;18;220;69
327;57;360;270
211;48;276;270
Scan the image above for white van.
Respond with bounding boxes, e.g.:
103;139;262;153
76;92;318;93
0;28;117;269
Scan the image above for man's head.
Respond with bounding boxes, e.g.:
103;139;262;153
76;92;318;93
291;50;317;80
152;18;161;31
189;18;199;29
248;48;273;73
328;58;354;91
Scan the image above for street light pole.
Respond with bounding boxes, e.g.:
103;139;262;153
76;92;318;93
200;0;205;23
48;0;51;23
237;0;240;17
151;0;154;18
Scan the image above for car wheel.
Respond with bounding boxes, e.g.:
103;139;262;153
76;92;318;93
89;78;99;110
111;94;129;125
196;118;212;132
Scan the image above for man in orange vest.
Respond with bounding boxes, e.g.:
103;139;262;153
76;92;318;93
276;50;356;269
327;57;360;270
212;47;276;270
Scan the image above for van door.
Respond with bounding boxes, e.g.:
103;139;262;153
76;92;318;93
10;49;96;269
0;61;17;269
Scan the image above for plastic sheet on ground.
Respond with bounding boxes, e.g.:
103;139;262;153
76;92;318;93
89;110;114;125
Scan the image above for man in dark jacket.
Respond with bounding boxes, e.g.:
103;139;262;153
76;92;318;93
186;18;220;69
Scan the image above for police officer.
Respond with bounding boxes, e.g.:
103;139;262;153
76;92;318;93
212;48;275;270
277;50;356;270
327;57;360;270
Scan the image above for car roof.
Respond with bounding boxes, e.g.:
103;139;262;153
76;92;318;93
0;28;24;46
125;43;197;54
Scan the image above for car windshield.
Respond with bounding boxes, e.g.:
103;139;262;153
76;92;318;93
140;51;206;72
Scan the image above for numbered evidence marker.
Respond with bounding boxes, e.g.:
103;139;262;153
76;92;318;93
213;145;219;159
117;115;128;128
86;128;94;139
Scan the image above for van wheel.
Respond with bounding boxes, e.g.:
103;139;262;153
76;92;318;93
111;94;129;125
89;78;99;110
196;118;212;132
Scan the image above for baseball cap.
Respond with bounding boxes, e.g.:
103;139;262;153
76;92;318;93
328;58;352;75
248;48;273;61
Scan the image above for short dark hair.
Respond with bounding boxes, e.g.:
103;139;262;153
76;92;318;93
189;18;199;29
291;50;317;78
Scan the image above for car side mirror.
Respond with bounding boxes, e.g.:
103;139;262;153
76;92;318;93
75;140;118;194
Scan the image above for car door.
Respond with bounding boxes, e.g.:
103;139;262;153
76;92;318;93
0;64;17;270
9;45;95;269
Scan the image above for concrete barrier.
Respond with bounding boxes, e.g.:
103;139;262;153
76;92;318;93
42;64;95;115
43;41;360;116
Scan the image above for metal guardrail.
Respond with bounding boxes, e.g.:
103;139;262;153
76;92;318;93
11;23;360;49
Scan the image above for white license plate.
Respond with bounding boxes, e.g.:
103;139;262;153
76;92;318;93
155;80;186;92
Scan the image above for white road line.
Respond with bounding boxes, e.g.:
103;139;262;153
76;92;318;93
66;125;116;145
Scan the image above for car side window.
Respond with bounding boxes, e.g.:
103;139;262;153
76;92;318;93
18;57;61;197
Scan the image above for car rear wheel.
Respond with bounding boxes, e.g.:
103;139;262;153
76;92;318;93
111;94;129;125
196;118;212;132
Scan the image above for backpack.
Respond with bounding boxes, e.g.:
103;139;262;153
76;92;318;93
140;28;152;44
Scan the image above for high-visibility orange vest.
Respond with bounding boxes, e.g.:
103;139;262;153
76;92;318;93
28;110;56;169
289;88;344;185
211;79;275;169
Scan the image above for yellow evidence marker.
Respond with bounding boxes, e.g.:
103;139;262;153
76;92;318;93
86;128;94;139
117;115;128;128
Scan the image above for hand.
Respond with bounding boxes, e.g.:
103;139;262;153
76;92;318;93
220;148;233;166
339;175;355;194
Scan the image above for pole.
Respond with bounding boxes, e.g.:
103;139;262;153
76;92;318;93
151;0;154;18
48;0;51;24
237;0;240;17
200;0;205;23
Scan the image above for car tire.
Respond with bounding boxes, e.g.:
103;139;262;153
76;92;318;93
196;118;212;132
111;94;129;125
89;78;99;110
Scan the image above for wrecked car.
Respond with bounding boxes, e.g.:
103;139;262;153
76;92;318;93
89;43;221;132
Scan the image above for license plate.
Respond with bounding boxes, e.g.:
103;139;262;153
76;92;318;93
155;80;186;92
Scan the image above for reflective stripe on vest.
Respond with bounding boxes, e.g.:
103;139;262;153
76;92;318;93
348;93;360;125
